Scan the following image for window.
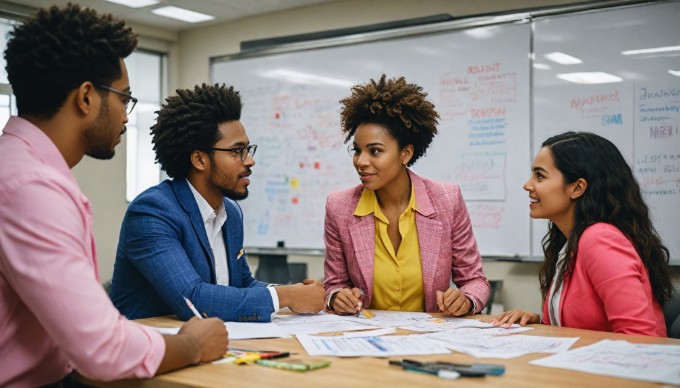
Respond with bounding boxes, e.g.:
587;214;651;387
124;50;167;202
0;19;17;133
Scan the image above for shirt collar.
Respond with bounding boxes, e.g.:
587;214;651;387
186;179;226;227
2;116;76;185
353;185;417;223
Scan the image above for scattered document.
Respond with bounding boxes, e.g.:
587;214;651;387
226;321;289;339
297;333;451;357
144;325;179;335
336;327;396;338
274;312;381;335
140;321;289;340
424;331;578;359
343;310;432;328
530;339;680;385
399;316;520;332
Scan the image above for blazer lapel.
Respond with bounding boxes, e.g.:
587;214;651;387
410;171;443;300
223;199;243;286
348;214;375;295
172;179;216;281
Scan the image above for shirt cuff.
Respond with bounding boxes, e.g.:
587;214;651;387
325;289;343;311
466;296;477;315
266;286;279;313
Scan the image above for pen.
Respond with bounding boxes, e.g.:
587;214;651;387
183;296;203;319
392;359;491;377
355;289;365;317
402;364;461;380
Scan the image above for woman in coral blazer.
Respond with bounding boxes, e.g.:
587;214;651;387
492;132;673;336
323;75;489;316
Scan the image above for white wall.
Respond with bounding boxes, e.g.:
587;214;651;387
75;0;665;314
73;23;177;283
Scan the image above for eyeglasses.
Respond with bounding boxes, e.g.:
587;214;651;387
203;144;257;163
94;83;138;115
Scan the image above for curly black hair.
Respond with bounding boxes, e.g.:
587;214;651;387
339;74;439;166
538;131;673;305
151;83;243;179
4;3;137;119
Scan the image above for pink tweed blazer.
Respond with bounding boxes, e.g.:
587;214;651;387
323;170;490;313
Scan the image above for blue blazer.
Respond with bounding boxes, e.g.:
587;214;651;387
110;179;273;322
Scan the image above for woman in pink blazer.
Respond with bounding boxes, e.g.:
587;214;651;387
492;132;673;336
323;75;490;316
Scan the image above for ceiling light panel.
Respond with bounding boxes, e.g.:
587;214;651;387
151;6;215;23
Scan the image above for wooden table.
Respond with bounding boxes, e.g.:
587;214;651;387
84;314;680;387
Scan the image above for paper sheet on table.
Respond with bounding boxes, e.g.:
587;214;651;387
337;327;396;338
226;321;290;339
342;310;432;328
424;331;578;358
399;316;524;332
140;321;289;339
297;333;451;357
274;312;381;335
143;325;179;335
530;339;680;385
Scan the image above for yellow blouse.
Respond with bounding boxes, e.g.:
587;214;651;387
353;187;424;311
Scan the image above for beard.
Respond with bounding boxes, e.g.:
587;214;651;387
220;186;248;201
84;97;120;160
209;156;249;201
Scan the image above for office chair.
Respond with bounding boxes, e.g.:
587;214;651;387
663;289;680;339
484;280;503;315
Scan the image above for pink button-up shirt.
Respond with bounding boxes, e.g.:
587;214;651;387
0;117;164;386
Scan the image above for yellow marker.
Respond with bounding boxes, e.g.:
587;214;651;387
235;354;261;365
362;309;375;319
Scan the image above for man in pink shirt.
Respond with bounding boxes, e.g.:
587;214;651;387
0;4;227;386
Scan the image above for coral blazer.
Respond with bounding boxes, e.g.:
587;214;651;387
323;170;490;313
542;223;666;337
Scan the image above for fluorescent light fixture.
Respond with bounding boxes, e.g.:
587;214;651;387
669;70;680;77
557;72;622;84
104;0;159;8
533;63;551;70
544;52;582;65
262;69;354;88
464;28;495;39
151;6;215;23
622;45;680;56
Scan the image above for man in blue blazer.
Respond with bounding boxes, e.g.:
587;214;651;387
110;83;325;322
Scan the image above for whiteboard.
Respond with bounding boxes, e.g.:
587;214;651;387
532;0;680;263
212;22;532;256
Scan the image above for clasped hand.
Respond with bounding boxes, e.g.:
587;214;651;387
330;287;364;314
436;288;471;316
286;279;325;314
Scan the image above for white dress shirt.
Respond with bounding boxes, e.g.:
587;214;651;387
187;180;279;311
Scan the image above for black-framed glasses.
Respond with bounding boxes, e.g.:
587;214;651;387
204;144;257;163
94;83;138;115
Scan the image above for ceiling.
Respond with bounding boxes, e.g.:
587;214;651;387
2;0;344;31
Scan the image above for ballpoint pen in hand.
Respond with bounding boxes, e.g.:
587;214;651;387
355;289;365;317
354;289;375;318
183;296;204;319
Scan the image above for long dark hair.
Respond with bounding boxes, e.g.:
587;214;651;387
538;131;672;305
